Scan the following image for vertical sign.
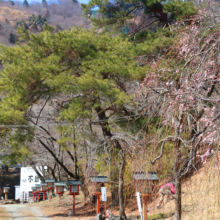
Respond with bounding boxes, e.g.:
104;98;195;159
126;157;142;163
136;192;142;212
101;187;107;201
136;192;143;220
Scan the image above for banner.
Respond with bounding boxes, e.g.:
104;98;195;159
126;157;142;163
20;167;43;192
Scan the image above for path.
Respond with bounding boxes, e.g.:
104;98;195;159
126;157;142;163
1;204;52;220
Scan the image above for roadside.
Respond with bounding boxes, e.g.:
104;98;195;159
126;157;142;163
1;204;52;220
0;206;9;219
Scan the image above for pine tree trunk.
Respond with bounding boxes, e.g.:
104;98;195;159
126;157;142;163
119;152;126;220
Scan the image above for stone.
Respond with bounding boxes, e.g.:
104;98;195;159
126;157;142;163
97;213;105;220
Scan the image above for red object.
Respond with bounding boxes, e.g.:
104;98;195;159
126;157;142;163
43;192;45;201
55;185;64;207
97;194;100;214
46;182;54;190
160;183;175;194
37;193;39;202
69;185;79;196
67;182;81;216
33;193;35;202
143;197;148;220
92;182;106;216
55;186;64;194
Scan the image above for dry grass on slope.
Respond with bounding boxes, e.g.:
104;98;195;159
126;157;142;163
138;152;220;220
0;6;31;26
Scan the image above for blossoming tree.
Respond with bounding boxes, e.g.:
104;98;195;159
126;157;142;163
138;5;220;220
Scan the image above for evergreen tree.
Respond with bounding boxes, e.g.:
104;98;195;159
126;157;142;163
42;0;48;8
81;0;197;35
9;33;15;44
0;26;152;218
23;0;29;7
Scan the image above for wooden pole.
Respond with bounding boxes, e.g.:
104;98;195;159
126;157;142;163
22;191;24;204
37;192;39;202
59;194;61;206
97;194;100;214
143;196;148;220
43;192;45;201
5;193;8;200
33;193;35;202
104;201;107;217
73;195;75;215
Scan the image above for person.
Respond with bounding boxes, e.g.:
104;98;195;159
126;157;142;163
106;210;113;218
157;182;175;209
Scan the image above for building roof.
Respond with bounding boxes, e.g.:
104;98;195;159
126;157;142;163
90;176;108;183
45;179;55;183
31;187;36;190
3;187;10;189
133;172;159;181
54;182;66;186
67;180;81;186
35;184;41;188
41;182;47;186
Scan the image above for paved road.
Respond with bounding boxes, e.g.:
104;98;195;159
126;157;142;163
1;204;52;220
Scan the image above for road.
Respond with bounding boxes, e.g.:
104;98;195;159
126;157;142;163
1;204;52;220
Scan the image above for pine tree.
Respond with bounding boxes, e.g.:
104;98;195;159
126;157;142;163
9;33;15;44
81;0;197;35
42;0;48;8
23;0;29;7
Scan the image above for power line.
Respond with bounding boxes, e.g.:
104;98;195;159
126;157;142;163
0;113;148;128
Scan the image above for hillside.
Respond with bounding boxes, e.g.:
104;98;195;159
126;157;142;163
0;6;31;25
0;0;90;45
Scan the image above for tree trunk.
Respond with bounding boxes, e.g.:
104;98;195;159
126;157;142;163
95;105;126;218
30;161;45;182
174;139;181;220
119;152;126;220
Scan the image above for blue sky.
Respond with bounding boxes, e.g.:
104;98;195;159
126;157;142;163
28;0;90;4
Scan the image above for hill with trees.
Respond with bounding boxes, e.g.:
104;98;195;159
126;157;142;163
0;0;90;45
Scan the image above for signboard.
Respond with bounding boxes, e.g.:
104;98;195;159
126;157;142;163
101;187;107;201
136;192;142;212
20;167;42;192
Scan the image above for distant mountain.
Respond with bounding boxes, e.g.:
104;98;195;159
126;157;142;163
0;0;90;45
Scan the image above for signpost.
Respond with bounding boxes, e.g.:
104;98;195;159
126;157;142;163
31;187;37;203
35;184;42;202
136;192;143;220
90;176;108;216
41;183;47;201
133;172;159;220
45;179;55;202
54;182;66;206
101;187;107;217
67;180;81;215
3;187;10;200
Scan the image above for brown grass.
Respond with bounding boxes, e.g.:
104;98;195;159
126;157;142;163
0;6;31;26
0;207;9;219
